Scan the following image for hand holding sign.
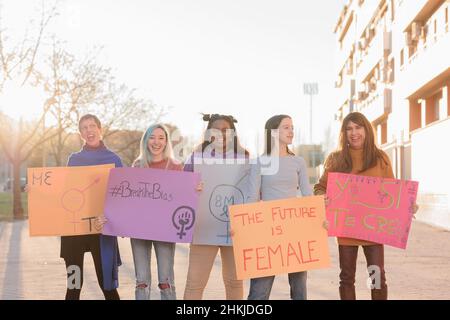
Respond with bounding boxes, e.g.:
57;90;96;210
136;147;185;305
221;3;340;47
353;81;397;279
193;163;250;246
196;181;204;192
95;215;108;229
102;167;200;243
326;173;419;249
28;164;114;236
229;196;331;280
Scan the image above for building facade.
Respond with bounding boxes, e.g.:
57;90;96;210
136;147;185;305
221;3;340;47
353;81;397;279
334;0;450;229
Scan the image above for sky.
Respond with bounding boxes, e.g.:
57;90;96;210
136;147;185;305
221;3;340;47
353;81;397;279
0;0;344;154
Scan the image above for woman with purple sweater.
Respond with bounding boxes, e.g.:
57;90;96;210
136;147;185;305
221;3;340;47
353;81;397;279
61;114;122;300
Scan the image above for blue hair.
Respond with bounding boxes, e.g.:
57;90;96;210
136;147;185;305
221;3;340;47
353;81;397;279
135;124;173;167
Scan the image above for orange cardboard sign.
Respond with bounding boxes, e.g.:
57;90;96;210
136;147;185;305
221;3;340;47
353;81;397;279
27;164;114;236
229;196;331;280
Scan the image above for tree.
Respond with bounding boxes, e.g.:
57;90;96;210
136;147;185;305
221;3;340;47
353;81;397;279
0;1;59;219
84;82;165;166
0;2;166;219
104;130;142;167
43;42;112;166
42;41;165;167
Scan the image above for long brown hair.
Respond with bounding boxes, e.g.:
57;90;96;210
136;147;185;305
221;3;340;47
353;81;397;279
325;112;388;173
264;115;295;156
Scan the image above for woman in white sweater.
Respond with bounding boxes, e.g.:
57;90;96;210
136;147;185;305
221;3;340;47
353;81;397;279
245;114;313;300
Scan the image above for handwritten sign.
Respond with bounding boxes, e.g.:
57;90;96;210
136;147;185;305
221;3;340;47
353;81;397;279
326;173;419;249
28;164;114;236
102;167;200;243
193;163;250;246
229;196;330;280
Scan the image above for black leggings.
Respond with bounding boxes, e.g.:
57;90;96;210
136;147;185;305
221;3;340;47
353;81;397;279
64;245;120;300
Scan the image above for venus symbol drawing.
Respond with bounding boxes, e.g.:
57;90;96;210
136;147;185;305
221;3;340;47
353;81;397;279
61;177;101;232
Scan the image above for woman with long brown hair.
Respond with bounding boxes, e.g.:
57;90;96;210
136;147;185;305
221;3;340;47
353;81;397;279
245;114;314;300
314;112;417;300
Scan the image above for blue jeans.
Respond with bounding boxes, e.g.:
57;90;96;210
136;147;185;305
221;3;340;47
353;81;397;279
248;271;307;300
130;238;176;300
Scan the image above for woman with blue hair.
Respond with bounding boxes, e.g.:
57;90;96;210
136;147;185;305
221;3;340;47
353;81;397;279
130;123;201;300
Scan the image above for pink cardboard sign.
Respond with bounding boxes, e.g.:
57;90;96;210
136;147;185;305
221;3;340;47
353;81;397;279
326;172;419;249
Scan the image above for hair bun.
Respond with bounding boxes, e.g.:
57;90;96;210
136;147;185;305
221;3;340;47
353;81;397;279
228;115;238;123
202;113;238;124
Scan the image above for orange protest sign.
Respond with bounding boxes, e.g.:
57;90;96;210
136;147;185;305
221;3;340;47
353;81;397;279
229;196;331;280
27;164;114;236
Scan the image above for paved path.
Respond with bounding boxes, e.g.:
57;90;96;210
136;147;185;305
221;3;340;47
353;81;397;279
1;220;449;300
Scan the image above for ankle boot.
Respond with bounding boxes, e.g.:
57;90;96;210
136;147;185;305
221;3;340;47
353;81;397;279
371;286;388;300
339;286;356;300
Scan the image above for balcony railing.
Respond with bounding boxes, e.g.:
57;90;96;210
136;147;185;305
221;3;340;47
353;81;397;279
356;27;384;82
357;86;392;122
401;3;449;70
336;79;355;107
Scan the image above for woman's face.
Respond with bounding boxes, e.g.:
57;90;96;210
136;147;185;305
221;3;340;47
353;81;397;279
79;118;102;148
147;128;167;158
277;117;294;146
346;120;366;149
210;119;232;150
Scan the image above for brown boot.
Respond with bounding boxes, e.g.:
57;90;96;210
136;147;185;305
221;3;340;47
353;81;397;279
363;245;388;300
338;245;358;300
339;286;356;300
371;286;388;300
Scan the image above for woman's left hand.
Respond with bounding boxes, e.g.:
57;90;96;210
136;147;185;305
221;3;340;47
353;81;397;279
324;195;330;208
95;216;108;229
196;181;204;192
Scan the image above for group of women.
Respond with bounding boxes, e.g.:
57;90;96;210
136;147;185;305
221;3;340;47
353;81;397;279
53;111;418;300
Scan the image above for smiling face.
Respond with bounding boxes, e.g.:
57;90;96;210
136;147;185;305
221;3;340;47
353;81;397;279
147;127;167;159
79;118;102;148
346;120;366;149
278;117;294;146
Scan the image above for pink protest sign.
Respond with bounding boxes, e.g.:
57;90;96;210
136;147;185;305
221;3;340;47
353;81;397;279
102;167;200;243
326;172;419;249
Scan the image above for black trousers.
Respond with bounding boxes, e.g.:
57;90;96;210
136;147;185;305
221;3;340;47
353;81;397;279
63;235;120;300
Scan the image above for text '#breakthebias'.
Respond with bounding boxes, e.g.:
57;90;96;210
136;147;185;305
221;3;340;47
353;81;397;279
109;181;173;201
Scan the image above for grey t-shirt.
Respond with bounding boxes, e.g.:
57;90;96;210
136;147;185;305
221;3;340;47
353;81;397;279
246;155;312;202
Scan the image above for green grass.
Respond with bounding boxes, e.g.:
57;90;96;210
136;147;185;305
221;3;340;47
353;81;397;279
0;192;28;221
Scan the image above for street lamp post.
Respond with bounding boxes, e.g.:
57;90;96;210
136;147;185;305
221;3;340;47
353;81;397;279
303;83;319;177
